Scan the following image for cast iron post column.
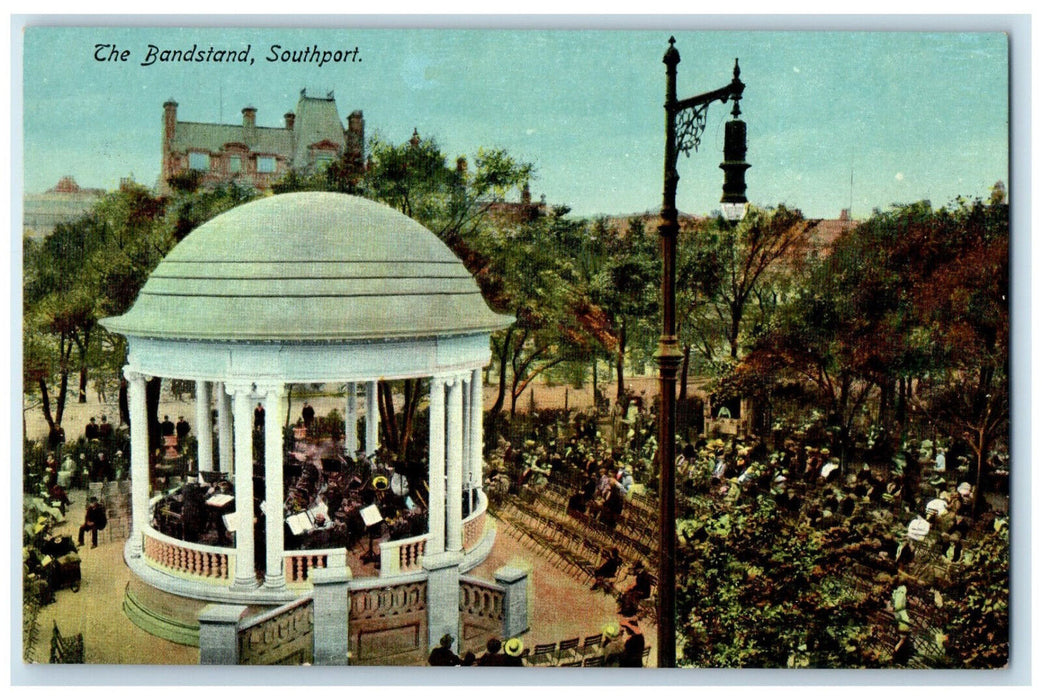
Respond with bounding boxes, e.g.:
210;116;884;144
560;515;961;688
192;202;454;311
656;37;745;668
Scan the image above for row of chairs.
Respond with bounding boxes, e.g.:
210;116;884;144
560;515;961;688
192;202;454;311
524;633;651;667
524;486;657;571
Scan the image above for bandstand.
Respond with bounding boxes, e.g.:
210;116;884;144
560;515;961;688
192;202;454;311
100;192;519;663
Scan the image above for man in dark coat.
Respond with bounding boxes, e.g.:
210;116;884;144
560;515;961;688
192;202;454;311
619;617;645;667
477;637;507;666
85;417;99;441
160;415;176;437
254;402;265;432
176;416;191;442
98;415;113;441
78;497;107;548
301;402;316;430
428;633;460;666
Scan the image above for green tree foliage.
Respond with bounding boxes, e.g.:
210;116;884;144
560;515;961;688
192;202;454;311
678;492;883;668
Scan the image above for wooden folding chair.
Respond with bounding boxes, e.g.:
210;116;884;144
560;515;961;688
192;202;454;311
529;642;557;666
556;636;580;665
580;633;604;658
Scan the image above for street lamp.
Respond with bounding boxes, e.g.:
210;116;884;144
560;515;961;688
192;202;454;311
655;36;747;668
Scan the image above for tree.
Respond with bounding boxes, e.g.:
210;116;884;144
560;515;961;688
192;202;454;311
587;216;659;406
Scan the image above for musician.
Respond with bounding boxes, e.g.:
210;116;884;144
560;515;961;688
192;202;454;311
160;416;176;437
175;416;191;442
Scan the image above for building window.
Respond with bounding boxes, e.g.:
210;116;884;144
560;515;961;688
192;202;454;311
229;155;242;173
315;152;334;169
188;152;210;171
257;156;276;174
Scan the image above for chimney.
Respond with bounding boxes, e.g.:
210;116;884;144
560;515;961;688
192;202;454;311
347;110;365;166
456;156;468;176
839;209;850;221
409;128;420;148
521;182;531;206
284;112;295;130
163;99;178;141
242;106;257;128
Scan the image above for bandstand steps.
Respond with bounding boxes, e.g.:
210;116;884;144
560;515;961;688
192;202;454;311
122;577;272;648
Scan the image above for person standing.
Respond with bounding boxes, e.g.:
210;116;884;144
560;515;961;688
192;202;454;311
301;402;316;431
176;416;191;442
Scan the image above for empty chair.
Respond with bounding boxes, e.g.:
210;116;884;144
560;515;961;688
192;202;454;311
529;642;557;667
556;636;580;664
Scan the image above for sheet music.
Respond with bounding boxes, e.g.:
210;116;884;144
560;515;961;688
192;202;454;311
285;511;314;536
206;494;233;507
360;504;383;527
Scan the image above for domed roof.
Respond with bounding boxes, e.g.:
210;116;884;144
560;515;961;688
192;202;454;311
102;192;512;341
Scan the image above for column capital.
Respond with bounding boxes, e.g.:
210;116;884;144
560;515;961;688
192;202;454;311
122;367;150;383
224;380;255;397
254;382;285;400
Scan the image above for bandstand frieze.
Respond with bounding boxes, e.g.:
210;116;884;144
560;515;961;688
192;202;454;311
125;333;492;383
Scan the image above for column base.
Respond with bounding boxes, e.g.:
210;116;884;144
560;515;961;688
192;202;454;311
230;577;261;592
263;574;287;591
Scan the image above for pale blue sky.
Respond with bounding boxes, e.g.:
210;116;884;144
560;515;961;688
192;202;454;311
21;26;1008;219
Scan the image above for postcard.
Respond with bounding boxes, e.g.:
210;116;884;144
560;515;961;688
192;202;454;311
17;21;1012;675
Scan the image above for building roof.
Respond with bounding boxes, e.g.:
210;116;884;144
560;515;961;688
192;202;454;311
171;121;294;157
290;95;347;167
101;192;512;342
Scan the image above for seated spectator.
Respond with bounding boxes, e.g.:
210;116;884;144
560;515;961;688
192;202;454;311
591;547;622;592
502;638;524;666
477;637;506;666
602;623;625;666
78;497;107;549
619;617;645;667
428;633;460;666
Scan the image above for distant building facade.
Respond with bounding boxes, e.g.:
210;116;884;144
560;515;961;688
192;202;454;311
159;89;364;194
23;176;105;239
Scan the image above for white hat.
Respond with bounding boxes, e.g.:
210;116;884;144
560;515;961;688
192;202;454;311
925;498;948;517
907;517;931;541
957;482;972;497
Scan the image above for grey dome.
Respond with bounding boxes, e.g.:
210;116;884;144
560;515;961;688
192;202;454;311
102;192;511;341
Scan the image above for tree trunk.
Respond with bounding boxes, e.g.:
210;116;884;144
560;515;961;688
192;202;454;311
145;376;162;455
615;320;627;406
118;378;130;427
78;366;88;403
38;377;55;431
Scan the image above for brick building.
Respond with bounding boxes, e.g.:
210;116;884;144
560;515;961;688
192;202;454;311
160;89;364;194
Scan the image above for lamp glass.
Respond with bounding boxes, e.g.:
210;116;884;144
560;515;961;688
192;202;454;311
721;201;748;222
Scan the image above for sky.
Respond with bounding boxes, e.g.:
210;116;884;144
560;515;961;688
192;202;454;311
19;24;1009;220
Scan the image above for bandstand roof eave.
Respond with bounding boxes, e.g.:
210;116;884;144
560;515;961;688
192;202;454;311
99;313;515;344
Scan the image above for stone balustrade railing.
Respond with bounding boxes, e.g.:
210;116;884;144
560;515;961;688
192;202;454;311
285;548;347;585
237;597;314;665
378;533;429;577
142;527;232;581
349;578;428;621
459;575;505;624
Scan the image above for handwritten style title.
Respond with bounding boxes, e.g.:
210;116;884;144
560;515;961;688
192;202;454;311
94;43;362;68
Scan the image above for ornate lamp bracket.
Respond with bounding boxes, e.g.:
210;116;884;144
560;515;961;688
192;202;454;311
675;103;710;158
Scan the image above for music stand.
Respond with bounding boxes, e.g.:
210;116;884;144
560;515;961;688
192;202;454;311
360;504;383;565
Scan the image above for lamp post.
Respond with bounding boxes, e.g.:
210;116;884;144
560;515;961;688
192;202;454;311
656;36;748;668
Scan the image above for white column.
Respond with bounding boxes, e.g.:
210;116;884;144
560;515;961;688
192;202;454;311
344;382;358;456
217;381;233;474
470;368;484;501
461;376;472;500
195;380;213;473
125;368;149;558
260;383;286;590
446;374;464;552
229;382;257;590
365;380;379;457
427;376;446;555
